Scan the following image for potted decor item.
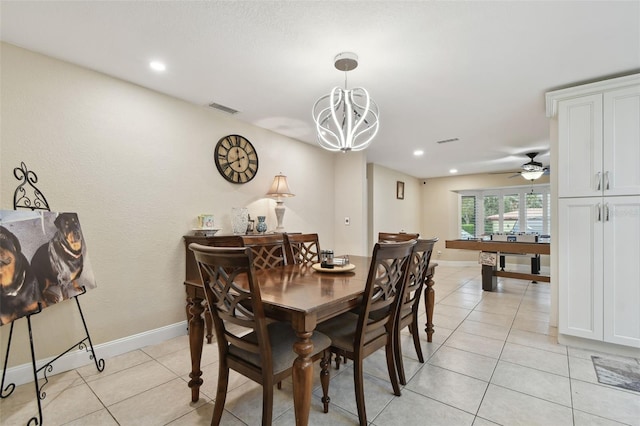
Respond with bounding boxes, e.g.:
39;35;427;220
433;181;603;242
256;216;267;233
231;207;249;235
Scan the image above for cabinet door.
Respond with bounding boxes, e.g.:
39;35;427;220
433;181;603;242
558;95;603;198
603;196;640;347
558;198;604;340
603;86;640;196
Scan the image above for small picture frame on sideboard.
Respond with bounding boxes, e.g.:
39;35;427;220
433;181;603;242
396;181;404;200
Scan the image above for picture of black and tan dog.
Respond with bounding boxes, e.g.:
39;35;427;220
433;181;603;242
31;213;85;306
0;226;41;325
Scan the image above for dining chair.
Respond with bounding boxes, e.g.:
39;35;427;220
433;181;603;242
189;244;332;426
316;240;416;425
283;233;321;265
241;234;287;270
393;237;438;385
378;232;419;242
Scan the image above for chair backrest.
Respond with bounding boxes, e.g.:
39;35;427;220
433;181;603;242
399;238;438;319
241;234;287;270
189;244;271;365
356;240;416;351
378;232;420;243
283;233;321;265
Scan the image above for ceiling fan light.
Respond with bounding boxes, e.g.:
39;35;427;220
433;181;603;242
521;170;544;180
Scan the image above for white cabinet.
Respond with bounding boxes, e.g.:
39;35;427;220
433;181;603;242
557;85;640;198
548;74;640;349
603;196;640;347
558;196;640;346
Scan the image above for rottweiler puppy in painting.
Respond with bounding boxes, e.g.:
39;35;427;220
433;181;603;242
31;213;85;305
0;226;41;325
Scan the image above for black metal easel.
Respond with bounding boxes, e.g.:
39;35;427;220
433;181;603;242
1;162;105;426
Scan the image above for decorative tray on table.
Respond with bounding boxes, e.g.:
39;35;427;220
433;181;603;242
311;261;356;273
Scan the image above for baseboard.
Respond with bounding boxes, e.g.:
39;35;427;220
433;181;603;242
3;321;188;387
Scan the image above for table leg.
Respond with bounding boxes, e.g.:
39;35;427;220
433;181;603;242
187;293;205;402
424;272;435;342
292;330;313;426
482;264;497;291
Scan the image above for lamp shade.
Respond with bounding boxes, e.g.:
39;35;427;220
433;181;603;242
266;174;295;198
521;170;545;181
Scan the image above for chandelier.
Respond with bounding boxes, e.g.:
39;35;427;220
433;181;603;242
312;52;379;152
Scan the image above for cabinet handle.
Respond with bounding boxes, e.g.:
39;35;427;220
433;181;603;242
596;171;602;191
605;203;610;221
604;171;610;191
596;203;602;222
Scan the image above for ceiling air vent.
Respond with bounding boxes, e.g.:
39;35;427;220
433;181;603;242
436;137;459;144
208;102;239;115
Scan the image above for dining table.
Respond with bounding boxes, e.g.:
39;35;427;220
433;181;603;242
184;253;437;425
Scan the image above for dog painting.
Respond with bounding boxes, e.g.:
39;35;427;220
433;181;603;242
0;211;97;324
0;226;41;325
31;213;87;305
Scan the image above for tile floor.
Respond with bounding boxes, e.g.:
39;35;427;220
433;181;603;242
2;264;639;425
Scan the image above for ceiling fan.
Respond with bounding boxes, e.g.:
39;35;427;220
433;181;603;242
493;152;550;181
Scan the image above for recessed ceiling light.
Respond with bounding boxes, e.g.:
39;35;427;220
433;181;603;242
413;150;424;156
149;61;166;72
449;169;458;174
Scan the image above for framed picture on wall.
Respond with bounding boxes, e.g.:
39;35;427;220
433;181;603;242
396;181;404;200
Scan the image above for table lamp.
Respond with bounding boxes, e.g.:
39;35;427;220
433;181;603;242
266;173;295;232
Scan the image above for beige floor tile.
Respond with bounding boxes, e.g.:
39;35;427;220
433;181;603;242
141;333;190;359
506;328;567;355
458;319;510;341
428;325;454;345
572;409;629;426
108;377;208;425
466;310;515;327
405;364;488;413
444;330;505;359
478;384;573;426
40;382;105;426
165;401;247;425
491;361;572;407
500;342;569;377
568;356;600;384
474;301;519;316
512;317;556;335
63;408;119;425
87;359;177;406
273;399;360;425
439;292;483;309
472;417;501;425
222;379;296;425
428;345;498;382
309;364;396;422
77;349;152;382
571;379;640;425
194;360;253;402
373;388;475;426
434;303;472;320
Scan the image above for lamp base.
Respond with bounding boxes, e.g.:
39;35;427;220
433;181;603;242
274;201;286;232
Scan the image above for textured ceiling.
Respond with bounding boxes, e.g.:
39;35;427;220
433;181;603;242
1;1;639;178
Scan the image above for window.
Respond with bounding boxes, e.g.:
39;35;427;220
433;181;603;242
458;185;550;238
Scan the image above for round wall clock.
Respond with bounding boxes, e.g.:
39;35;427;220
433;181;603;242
214;134;259;184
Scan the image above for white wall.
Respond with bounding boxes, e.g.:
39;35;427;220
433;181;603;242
367;163;423;247
0;43;341;365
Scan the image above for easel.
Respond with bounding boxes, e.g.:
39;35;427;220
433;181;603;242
1;162;105;425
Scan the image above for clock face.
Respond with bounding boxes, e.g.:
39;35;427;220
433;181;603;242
214;134;259;184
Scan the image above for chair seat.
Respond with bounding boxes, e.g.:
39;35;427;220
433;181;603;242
229;322;331;374
316;312;386;352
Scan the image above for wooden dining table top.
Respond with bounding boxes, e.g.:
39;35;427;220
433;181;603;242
248;255;371;322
